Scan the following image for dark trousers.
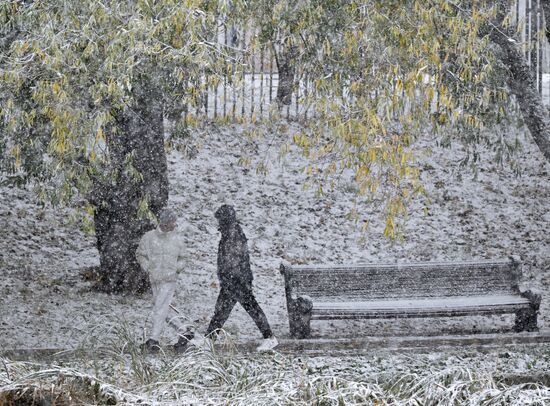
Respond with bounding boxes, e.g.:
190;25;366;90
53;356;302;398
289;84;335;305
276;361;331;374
206;284;273;339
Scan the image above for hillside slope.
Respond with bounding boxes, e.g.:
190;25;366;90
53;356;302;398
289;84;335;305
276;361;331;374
0;123;548;348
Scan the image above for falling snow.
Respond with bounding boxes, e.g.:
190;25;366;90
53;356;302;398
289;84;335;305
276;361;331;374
0;123;549;404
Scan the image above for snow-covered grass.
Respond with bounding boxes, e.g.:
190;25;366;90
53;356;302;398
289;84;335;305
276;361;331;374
2;332;550;405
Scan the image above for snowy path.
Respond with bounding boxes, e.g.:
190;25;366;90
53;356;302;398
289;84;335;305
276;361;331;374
3;331;550;361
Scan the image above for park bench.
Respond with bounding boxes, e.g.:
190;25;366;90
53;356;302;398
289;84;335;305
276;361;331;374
280;257;541;338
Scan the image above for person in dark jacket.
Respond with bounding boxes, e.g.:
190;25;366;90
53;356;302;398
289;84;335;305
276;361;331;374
191;204;278;352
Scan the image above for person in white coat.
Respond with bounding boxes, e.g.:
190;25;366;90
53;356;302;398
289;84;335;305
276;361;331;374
136;208;193;352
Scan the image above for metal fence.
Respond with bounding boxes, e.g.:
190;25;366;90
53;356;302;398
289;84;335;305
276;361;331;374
185;23;312;122
187;2;550;122
513;0;549;99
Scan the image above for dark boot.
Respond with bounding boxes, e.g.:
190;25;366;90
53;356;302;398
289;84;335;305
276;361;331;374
173;331;195;353
140;338;160;353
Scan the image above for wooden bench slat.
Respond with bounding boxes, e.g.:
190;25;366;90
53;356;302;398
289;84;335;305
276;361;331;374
311;307;525;320
293;282;520;299
291;270;517;279
290;267;517;276
290;266;515;276
291;271;515;280
312;295;530;310
291;277;518;288
288;259;516;272
311;296;531;319
294;287;519;298
291;274;517;285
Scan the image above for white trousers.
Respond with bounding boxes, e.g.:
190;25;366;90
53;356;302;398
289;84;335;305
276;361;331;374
150;281;185;341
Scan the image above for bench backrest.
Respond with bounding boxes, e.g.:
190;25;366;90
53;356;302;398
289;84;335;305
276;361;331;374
281;258;522;301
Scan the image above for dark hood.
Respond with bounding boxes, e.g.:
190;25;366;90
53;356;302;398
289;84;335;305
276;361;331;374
215;204;237;232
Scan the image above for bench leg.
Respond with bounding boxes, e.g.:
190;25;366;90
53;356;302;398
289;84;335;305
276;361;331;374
515;290;541;332
289;311;312;339
514;308;539;332
288;297;313;339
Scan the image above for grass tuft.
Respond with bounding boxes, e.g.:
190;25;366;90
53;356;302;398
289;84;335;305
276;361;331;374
2;325;549;405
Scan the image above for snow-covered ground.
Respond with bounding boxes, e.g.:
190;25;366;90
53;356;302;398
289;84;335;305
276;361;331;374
0;122;548;351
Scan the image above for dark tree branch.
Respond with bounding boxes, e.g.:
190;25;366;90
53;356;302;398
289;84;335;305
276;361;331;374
447;0;550;163
485;1;550;163
541;0;550;43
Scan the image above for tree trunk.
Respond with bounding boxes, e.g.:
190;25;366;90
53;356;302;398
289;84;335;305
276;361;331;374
92;101;168;294
276;45;297;107
488;3;550;163
541;0;550;43
93;174;150;294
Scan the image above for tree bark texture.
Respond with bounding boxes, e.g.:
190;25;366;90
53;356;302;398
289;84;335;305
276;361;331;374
541;0;550;43
92;100;168;294
488;2;550;163
276;45;297;107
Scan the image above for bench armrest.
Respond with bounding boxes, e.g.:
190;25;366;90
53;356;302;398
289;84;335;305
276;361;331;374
293;295;313;313
280;261;291;275
519;287;542;310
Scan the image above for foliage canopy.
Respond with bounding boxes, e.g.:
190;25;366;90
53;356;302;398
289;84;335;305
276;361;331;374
0;0;535;241
246;0;521;237
0;0;234;205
